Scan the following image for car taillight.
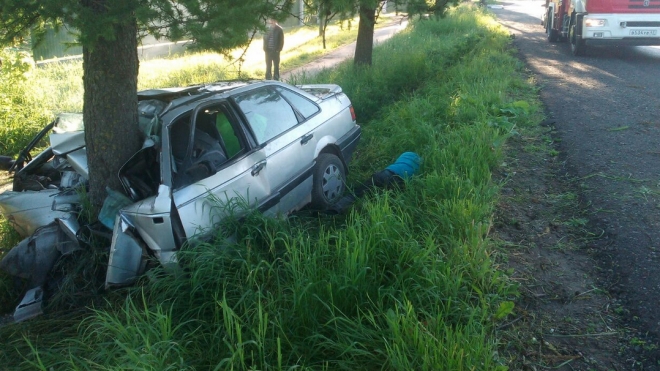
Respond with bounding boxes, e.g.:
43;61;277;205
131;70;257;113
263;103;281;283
349;105;356;121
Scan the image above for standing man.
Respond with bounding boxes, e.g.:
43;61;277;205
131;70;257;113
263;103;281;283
263;18;284;80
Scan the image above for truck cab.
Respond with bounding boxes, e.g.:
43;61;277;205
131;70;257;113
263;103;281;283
544;0;660;55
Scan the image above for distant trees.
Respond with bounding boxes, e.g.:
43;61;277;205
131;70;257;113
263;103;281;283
301;0;459;66
303;0;354;49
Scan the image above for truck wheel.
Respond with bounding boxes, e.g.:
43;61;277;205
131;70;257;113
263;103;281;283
569;23;586;56
311;153;345;209
546;10;559;42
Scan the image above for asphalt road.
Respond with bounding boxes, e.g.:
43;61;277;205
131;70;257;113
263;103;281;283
491;0;660;340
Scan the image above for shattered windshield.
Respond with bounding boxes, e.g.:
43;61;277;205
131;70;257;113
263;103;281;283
52;99;166;139
54;113;84;133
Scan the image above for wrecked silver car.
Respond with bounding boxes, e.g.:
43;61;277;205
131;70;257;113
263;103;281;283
0;80;360;320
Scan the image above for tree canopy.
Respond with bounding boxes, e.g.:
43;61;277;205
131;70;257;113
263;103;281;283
299;0;459;66
0;0;293;51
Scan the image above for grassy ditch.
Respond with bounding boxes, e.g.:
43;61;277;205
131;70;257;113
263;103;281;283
0;6;542;370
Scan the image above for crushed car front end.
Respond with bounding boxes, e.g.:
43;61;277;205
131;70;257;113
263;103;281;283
0;80;361;321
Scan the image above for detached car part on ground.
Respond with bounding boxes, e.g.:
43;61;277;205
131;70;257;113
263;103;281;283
0;80;360;321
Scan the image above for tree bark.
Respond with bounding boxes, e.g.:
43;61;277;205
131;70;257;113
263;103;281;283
82;12;141;212
318;3;324;36
354;4;376;66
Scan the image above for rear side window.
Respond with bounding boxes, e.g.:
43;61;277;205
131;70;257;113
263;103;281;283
235;87;298;144
275;86;320;119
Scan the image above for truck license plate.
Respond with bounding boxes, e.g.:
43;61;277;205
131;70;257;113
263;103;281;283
630;29;658;36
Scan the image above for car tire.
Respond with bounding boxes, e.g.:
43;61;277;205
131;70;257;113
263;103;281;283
311;153;345;209
569;20;586;56
546;11;559;42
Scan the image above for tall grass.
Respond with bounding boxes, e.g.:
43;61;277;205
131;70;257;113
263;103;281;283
0;5;541;370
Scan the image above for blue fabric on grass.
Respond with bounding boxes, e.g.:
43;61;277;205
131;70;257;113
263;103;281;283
385;152;421;179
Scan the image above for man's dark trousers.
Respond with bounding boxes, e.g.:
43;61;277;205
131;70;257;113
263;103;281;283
265;50;280;80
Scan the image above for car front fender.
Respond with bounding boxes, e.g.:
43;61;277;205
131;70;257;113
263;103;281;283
105;215;147;288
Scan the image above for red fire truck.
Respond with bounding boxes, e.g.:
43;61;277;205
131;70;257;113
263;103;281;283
543;0;660;56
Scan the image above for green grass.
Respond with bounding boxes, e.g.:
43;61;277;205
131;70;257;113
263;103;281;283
0;5;541;370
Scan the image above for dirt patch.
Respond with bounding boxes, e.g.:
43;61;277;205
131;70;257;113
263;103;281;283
493;120;659;370
487;1;660;369
0;173;13;193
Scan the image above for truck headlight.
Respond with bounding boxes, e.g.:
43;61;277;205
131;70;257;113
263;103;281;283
585;19;606;27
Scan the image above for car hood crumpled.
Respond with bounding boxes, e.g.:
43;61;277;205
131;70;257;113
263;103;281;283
0;112;144;323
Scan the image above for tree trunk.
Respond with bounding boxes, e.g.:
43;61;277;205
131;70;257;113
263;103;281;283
318;4;324;36
322;17;328;49
82;14;141;212
354;4;376;66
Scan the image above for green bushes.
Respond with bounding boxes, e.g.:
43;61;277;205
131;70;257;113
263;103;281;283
0;49;49;156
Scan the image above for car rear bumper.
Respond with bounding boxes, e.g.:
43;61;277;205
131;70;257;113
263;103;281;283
338;125;361;163
585;37;660;46
582;13;660;45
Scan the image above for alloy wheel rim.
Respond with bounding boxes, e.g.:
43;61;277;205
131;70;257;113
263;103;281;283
322;164;343;201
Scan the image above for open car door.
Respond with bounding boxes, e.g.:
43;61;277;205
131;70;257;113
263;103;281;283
105;140;185;287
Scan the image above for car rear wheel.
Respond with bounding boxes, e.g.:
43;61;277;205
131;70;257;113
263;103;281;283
311;153;345;208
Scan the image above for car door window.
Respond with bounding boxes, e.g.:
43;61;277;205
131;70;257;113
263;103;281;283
275;86;320;119
215;111;241;158
170;114;192;181
235;87;298;144
170;105;245;189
